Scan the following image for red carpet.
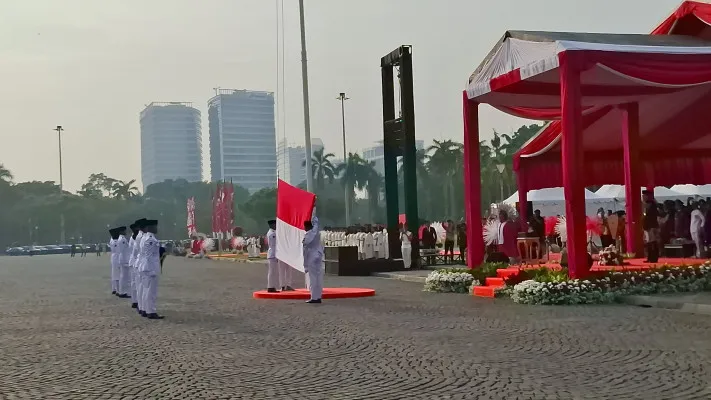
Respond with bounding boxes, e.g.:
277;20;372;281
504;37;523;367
253;288;376;300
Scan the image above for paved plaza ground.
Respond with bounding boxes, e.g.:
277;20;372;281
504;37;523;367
0;255;710;399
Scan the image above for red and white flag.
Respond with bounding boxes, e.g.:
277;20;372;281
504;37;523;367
276;179;316;273
187;197;196;237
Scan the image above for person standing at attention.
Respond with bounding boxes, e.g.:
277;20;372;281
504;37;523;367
132;218;147;314
116;226;131;299
400;223;413;269
109;228;120;295
139;219;164;319
642;190;660;263
266;220;280;293
303;211;324;304
444;219;455;263
690;202;705;258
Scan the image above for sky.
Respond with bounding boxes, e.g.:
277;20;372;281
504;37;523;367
0;0;682;192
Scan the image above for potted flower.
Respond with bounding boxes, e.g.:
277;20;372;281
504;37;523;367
598;245;623;266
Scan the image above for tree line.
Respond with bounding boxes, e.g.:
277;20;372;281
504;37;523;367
0;123;539;248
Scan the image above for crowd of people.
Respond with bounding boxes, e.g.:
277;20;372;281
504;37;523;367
107;218;166;320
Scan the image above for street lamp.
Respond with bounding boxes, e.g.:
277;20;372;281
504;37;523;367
337;92;350;226
496;163;506;201
54;125;66;244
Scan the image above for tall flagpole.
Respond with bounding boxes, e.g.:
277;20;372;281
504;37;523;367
299;0;314;192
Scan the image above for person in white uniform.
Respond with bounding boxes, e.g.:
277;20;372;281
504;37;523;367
690;203;705;257
400;224;413;269
139;219;164;319
382;228;390;259
132;219;147;313
127;223;140;308
364;229;375;259
109;228;120;295
303;211;324;304
116;226;132;299
266;220;280;293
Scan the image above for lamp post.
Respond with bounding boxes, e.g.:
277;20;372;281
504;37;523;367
54;125;66;244
337;92;350;226
298;0;314;192
496;163;506;202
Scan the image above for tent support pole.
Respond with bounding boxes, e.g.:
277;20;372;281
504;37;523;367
622;103;644;258
560;54;588;279
463;93;485;268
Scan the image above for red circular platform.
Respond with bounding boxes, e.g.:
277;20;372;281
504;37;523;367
253;288;375;300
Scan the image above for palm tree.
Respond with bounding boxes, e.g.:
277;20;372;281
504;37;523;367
0;164;13;184
427;139;463;218
112;179;140;200
365;167;383;222
398;148;431;217
302;148;337;190
336;153;371;216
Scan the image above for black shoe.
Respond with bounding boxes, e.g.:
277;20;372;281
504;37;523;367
118;294;130;298
147;313;164;320
140;310;147;317
267;288;279;293
111;291;117;295
283;286;295;291
131;303;138;308
305;299;322;304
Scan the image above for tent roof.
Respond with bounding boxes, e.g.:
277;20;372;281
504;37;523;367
670;183;711;196
594;185;687;200
504;187;603;205
510;1;711;190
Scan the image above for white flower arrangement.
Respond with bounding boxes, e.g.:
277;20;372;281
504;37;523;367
423;269;475;294
511;262;711;305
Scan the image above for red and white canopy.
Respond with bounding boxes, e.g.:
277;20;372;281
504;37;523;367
505;1;711;190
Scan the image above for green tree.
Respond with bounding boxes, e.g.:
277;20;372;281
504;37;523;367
427;139;463;218
336;153;372;218
242;188;277;224
0;164;13;183
111;179;140;200
303;148;337;190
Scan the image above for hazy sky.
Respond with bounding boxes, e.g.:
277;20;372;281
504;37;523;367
0;0;680;191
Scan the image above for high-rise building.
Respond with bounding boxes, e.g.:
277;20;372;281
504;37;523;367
140;102;202;192
361;140;424;176
277;138;324;186
208;89;277;192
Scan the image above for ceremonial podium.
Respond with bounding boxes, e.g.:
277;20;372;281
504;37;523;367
325;246;404;276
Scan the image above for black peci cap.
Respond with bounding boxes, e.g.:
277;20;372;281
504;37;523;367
268;219;276;225
143;219;158;227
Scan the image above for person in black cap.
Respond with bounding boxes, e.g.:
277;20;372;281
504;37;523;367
109;227;121;295
266;219;280;292
127;223;139;308
132;218;148;313
642;190;660;263
116;226;131;298
138;219;164;319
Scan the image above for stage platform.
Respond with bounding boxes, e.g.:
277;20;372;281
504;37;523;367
253;288;376;300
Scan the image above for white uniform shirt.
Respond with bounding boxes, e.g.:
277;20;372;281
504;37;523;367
364;233;374;259
139;232;161;275
117;235;131;266
303;216;324;268
400;231;412;248
109;238;118;267
266;229;277;259
128;236;136;266
691;209;705;235
132;231;144;270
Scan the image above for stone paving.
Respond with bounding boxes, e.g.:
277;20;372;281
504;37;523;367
0;255;710;399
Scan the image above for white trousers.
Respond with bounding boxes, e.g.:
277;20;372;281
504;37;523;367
267;259;280;289
130;267;138;303
136;269;144;310
111;264;120;291
305;264;323;300
401;245;412;269
141;273;159;314
279;260;292;288
119;264;131;295
692;232;704;258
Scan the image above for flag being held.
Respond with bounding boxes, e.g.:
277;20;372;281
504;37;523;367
276;180;316;273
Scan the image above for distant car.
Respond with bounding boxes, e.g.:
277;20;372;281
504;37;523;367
43;245;64;255
5;247;24;256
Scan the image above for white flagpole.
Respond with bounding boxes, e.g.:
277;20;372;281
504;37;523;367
299;0;314;192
